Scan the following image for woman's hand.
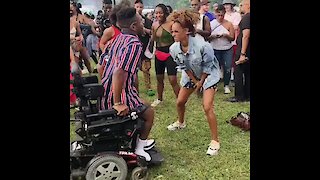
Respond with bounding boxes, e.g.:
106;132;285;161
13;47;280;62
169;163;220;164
207;35;214;41
207;34;221;41
75;36;82;41
221;33;228;37
193;80;204;93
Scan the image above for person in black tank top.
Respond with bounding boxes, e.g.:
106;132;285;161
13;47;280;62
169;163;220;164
150;4;180;107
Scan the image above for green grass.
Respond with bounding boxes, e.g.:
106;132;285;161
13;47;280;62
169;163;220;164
71;64;250;180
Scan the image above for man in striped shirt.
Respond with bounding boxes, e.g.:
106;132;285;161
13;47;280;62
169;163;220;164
101;6;155;161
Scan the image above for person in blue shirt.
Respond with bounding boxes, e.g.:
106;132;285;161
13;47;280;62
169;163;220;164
167;9;221;156
199;0;215;21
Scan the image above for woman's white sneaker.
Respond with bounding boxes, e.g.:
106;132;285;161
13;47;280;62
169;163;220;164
224;86;231;94
151;99;162;107
206;140;220;156
167;121;186;131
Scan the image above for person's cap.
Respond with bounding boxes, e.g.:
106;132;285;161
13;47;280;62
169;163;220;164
222;0;236;5
200;0;211;6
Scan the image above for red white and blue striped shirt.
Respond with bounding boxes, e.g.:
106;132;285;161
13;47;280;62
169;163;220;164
101;33;143;110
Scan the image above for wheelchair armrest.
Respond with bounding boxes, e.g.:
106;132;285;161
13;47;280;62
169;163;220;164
86;109;117;118
98;109;117;116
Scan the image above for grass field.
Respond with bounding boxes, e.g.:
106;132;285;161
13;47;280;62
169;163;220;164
70;64;250;180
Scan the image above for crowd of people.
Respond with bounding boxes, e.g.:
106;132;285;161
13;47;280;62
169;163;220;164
70;0;250;160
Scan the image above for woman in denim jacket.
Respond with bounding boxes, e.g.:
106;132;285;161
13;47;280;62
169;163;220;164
167;10;221;155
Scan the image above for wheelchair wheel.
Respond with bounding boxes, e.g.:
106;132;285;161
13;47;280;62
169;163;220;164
131;167;149;180
85;155;128;180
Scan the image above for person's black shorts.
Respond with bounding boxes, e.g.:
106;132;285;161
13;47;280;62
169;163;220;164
155;46;177;76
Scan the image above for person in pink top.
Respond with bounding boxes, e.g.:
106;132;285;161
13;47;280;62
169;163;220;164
222;0;241;80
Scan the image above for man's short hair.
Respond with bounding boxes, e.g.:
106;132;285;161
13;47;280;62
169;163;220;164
116;7;138;28
103;0;112;4
135;0;143;4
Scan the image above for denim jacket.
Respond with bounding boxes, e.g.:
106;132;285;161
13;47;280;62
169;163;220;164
169;36;220;90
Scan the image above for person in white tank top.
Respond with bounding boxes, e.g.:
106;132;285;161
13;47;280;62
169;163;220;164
207;4;235;94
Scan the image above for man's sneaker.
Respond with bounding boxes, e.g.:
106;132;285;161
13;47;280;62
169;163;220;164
167;121;186;131
206;140;220;156
151;99;162;107
224;86;231;94
135;138;151;161
71;141;83;151
144;139;156;151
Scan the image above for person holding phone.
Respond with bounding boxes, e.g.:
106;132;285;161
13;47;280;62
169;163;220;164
208;4;235;94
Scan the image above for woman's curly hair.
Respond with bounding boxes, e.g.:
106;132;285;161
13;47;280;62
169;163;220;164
167;9;200;35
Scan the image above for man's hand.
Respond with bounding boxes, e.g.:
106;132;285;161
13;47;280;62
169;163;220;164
113;104;129;116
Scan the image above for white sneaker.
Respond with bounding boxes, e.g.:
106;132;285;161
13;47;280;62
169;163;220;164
144;48;154;59
224;86;231;94
151;99;162;107
230;68;234;81
206;140;220;156
135;138;151;161
167;121;186;131
144;139;155;151
81;68;89;74
71;141;82;151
